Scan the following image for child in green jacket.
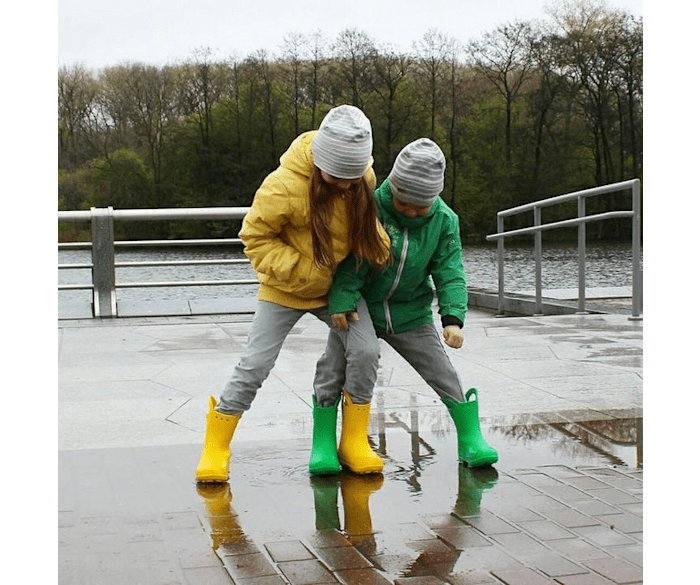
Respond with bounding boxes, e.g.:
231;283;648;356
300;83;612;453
328;138;498;468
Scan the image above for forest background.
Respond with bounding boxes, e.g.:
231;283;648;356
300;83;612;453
57;0;642;244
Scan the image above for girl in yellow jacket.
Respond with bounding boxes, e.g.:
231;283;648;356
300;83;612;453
196;106;391;483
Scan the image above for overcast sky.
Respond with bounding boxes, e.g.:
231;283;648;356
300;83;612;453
58;0;644;71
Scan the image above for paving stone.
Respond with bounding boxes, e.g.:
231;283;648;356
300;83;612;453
491;567;554;584
463;512;519;535
395;577;446;585
555;573;618;585
314;545;373;570
277;559;338;584
220;552;279;580
583;558;643;583
572;525;635;547
434;525;493;549
490;533;550;557
594;513;643;534
586;488;641;506
529;553;587;577
183;566;236;585
264;540;314;562
546;539;612;563
236;577;288;585
517;519;576;541
333;567;393;585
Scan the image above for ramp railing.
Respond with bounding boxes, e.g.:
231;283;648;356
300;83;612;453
485;179;642;319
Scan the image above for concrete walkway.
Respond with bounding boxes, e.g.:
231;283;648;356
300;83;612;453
58;306;643;584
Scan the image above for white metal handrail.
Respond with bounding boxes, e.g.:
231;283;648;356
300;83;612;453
485;179;642;319
58;206;251;317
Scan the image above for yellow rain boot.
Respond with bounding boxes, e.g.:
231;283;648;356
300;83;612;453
195;396;241;483
338;391;383;474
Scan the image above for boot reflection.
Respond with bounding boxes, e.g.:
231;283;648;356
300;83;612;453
310;475;341;530
340;472;384;553
453;465;499;517
196;483;247;551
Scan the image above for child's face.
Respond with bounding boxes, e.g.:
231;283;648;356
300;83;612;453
392;195;431;218
320;171;361;192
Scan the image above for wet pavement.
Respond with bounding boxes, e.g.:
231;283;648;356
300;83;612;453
58;306;643;584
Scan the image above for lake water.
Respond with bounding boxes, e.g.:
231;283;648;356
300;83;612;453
58;242;640;304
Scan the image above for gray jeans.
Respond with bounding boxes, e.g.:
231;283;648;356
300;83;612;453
378;322;465;403
216;299;379;414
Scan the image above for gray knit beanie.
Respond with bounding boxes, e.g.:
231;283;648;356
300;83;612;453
389;138;446;206
311;105;373;179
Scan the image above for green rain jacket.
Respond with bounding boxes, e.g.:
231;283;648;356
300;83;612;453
328;177;467;334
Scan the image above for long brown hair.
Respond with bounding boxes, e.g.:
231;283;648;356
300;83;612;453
309;167;390;270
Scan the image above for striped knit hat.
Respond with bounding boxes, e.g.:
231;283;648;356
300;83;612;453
311;105;373;179
389;138;446;206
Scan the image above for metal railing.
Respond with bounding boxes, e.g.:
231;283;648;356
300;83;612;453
485;179;642;319
58;207;254;317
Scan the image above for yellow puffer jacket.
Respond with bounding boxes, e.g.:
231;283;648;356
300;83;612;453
239;130;381;310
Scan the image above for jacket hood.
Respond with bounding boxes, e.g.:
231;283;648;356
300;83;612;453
279;131;317;179
377;177;437;229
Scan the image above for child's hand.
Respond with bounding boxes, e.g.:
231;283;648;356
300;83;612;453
443;325;464;349
331;312;359;330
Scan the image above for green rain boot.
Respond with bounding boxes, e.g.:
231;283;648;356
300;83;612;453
309;394;342;475
442;388;499;468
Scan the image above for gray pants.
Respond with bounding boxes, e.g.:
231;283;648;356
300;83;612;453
217;299;379;414
378;322;465;403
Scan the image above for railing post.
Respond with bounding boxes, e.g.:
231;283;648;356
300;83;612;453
577;196;587;314
534;206;543;315
497;214;505;315
630;179;642;320
90;207;117;318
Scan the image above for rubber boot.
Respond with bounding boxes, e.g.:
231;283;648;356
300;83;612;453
453;466;499;517
338;391;384;474
197;483;247;551
310;475;341;531
195;396;241;483
442;388;498;468
340;472;383;552
309;395;342;476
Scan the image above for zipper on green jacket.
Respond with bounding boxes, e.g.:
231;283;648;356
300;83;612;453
383;226;409;334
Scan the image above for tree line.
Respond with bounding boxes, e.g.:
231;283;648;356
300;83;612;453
58;0;642;243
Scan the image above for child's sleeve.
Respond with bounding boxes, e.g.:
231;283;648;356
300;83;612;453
429;215;467;326
328;255;369;314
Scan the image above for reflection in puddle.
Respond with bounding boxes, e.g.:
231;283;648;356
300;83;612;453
197;407;642;583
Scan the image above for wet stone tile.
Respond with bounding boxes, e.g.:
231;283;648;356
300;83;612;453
570;499;621;517
183;565;238;585
236;577;288;585
595;513;643;534
546;538;611;563
543;508;600;528
314;545;372;571
264;540;314;562
433;525;492;549
334;567;393;585
517;519;575;541
491;567;554;585
490;533;550;557
587;488;641;506
462;512;518;535
555;573;621;585
583;558;643;583
572;525;635;548
277;559;338;584
529;553;587;577
221;552;279;580
394;577;446;585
